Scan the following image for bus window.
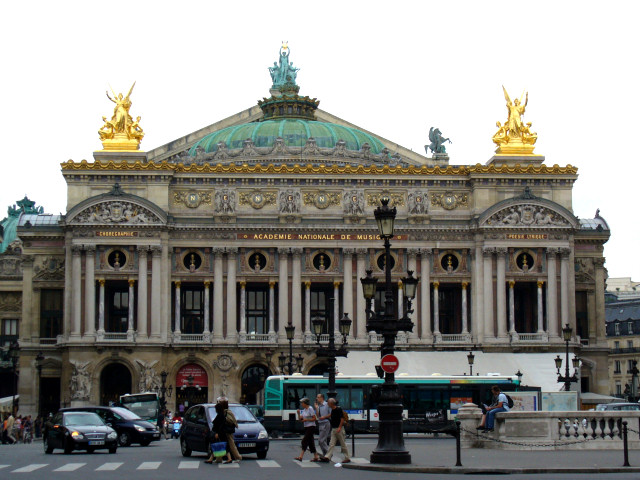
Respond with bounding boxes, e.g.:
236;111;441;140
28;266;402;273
350;386;364;410
402;386;446;416
335;387;349;409
284;384;316;410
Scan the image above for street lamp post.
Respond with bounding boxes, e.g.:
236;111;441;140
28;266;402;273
467;351;475;376
628;360;639;402
312;301;351;400
515;370;523;390
359;196;418;465
280;324;296;375
35;352;44;416
555;324;580;392
155;370;173;410
9;342;20;415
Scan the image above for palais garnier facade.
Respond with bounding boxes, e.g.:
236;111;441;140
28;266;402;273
0;45;609;415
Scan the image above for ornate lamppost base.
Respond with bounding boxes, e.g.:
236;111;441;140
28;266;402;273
370;400;412;464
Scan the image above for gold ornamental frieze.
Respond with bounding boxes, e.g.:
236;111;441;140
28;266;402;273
61;160;579;176
366;191;404;207
302;191;341;209
173;191;212;208
239;191;277;209
431;192;469;210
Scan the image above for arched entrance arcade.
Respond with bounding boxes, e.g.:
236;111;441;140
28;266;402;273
100;363;132;406
240;364;271;405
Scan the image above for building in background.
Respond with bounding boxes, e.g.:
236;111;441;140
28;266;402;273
0;46;610;416
606;298;640;398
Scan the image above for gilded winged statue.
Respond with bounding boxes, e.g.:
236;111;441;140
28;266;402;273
98;82;144;147
493;86;537;149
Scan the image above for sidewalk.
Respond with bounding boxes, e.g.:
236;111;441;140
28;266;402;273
341;437;640;474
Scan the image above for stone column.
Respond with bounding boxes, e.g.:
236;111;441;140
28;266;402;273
537;280;545;333
63;235;73;338
150;246;162;339
278;248;289;339
127;279;135;340
203;281;211;338
174;281;181;335
420;249;432;341
213;248;224;341
97;279;105;337
461;282;468;333
342;248;354;339
356;248;367;341
333;281;341;338
70;245;82;339
546;248;558;338
433;281;441;342
593;257;607;343
136;247;148;340
239;281;246;335
20;256;34;342
268;280;276;335
161;243;170;342
292;248;302;341
304;281;311;337
83;246;96;339
508;280;516;334
560;248;570;332
482;247;495;340
496;247;507;339
472;242;484;344
226;248;238;341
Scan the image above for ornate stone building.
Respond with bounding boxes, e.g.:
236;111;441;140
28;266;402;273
1;46;610;415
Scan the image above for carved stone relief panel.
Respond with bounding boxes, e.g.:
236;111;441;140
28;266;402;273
72;201;163;225
33;256;65;281
239;191;277;209
0;292;21;312
303;191;341;209
173;191;212;209
486;204;569;226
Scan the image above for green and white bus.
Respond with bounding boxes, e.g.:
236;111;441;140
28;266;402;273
119;392;161;422
263;374;521;434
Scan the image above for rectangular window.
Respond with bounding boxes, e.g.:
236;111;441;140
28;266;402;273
246;287;268;335
181;286;204;334
310;285;332;334
628;340;634;349
615;341;620;350
616;383;622;396
40;289;63;339
629;360;635;373
575;291;589;339
614;361;621;374
615;323;620;335
1;318;18;346
106;284;129;333
629;322;634;335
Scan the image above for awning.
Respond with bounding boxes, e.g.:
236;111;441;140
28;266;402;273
336;351;565;392
0;395;18;412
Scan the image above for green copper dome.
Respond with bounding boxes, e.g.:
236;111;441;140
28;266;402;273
189;119;387;155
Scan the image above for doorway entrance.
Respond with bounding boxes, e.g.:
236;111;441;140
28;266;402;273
241;364;270;405
100;363;132;406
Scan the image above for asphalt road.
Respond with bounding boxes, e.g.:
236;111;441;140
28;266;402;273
2;437;640;480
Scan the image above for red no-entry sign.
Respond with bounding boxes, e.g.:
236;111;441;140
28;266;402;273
380;354;400;373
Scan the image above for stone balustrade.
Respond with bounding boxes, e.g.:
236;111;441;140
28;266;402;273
457;403;640;450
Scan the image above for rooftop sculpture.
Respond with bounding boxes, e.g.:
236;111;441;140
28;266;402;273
98;82;144;151
425;127;451;156
268;42;300;90
492;86;537;155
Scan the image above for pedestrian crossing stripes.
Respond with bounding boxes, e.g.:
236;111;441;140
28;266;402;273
54;463;86;472
2;458;370;473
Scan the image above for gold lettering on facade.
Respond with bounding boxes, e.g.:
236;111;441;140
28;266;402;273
505;233;548;240
96;231;138;237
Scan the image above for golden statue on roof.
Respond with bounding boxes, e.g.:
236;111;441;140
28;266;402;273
492;86;537;155
98;82;144;151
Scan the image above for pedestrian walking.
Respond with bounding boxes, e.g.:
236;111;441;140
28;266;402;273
295;398;320;462
320;398;350;463
204;402;233;464
218;397;241;462
5;413;16;444
315;393;331;457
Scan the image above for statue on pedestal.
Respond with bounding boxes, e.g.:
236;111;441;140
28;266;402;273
425;127;451;155
492;86;537;154
268;42;299;90
98;82;145;151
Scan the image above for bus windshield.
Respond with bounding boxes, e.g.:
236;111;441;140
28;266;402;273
119;393;160;421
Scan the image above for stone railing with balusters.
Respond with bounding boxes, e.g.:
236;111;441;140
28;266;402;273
457;403;640;450
438;333;472;343
238;332;278;345
515;332;549;342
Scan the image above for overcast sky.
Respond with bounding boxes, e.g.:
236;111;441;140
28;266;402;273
1;1;638;278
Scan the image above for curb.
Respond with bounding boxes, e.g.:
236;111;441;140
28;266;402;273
342;464;640;474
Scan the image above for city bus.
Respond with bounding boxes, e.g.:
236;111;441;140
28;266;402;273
263;374;521;434
119;392;161;422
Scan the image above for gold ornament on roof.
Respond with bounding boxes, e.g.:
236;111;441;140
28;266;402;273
492;86;537;155
98;82;145;151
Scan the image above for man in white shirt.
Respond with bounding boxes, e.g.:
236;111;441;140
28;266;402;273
483;385;509;432
315;393;331;457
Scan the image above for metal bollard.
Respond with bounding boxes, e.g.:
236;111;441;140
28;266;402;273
455;420;462;467
351;419;355;457
623;421;630;467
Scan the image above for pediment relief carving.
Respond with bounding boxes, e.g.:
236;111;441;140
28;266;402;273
68;200;164;225
484;204;571;227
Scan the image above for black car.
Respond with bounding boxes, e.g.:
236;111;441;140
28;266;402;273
43;411;118;454
180;403;269;459
60;406;160;446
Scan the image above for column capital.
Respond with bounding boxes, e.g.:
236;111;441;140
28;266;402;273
509;280;515;288
71;245;83;255
546;247;559;255
495;247;508;256
406;248;420;257
98;278;106;287
433;281;440;288
269;280;276;288
204;280;211;288
226;247;238;255
420;247;433;256
559;247;572;258
356;247;368;256
593;257;606;267
277;247;290;255
291;247;303;256
213;247;225;256
461;282;468;289
174;280;181;288
305;281;311;289
333;280;341;288
537;280;545;288
397;280;403;288
342;247;355;255
482;247;495;257
136;245;148;254
150;246;162;256
239;280;247;288
128;279;136;287
84;244;97;253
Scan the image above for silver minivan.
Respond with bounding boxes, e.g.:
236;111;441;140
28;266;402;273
595;402;640;411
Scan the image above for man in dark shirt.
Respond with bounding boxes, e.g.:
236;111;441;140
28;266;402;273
320;398;350;463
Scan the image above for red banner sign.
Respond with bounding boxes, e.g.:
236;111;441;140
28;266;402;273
176;364;208;387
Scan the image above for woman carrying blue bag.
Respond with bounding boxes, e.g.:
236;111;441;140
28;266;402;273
205;403;232;464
